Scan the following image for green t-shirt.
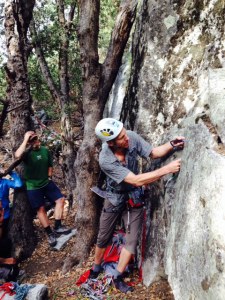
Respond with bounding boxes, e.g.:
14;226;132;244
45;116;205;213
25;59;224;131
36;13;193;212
23;146;53;190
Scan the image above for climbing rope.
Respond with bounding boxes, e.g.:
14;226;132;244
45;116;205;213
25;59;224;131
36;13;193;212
14;283;34;300
0;282;34;300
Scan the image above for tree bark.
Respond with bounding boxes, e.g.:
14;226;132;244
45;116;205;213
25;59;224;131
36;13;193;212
57;0;77;207
0;99;9;137
4;0;36;259
63;0;137;273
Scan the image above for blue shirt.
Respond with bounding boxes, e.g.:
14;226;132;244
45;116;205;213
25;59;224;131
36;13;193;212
0;171;23;219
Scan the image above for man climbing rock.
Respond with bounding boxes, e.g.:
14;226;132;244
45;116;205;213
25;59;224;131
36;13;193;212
91;118;184;293
15;131;71;247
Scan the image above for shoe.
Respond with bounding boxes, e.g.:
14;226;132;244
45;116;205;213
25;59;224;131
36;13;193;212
89;269;101;279
113;275;134;293
54;225;71;235
48;233;57;247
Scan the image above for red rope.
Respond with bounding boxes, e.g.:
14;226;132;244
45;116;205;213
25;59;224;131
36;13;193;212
0;282;16;300
139;208;147;281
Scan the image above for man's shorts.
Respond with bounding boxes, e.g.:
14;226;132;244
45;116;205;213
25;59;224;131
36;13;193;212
97;199;144;254
27;180;63;210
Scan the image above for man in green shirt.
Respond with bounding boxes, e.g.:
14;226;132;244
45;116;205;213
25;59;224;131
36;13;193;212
15;131;71;247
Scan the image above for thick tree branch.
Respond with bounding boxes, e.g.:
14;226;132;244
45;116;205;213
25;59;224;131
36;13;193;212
57;0;70;98
58;0;76;30
57;0;66;26
29;20;63;108
68;1;77;24
0;99;30;137
19;0;36;35
78;0;100;80
56;1;76;100
6;101;29;113
101;0;137;106
0;146;32;178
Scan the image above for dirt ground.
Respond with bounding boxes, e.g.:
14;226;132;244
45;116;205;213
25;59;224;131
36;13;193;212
20;213;174;300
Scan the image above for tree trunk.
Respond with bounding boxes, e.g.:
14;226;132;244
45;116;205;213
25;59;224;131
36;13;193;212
57;0;77;206
0;99;9;137
63;0;137;273
4;0;36;259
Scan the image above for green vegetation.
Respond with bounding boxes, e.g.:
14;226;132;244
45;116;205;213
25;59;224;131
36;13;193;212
29;0;81;118
99;0;120;61
0;0;121;121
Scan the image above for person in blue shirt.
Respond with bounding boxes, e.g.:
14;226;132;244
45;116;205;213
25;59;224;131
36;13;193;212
0;171;27;285
0;198;20;281
0;171;23;238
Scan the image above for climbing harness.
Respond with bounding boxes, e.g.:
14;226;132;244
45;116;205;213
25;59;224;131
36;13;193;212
126;188;145;234
103;202;125;213
126;200;145;234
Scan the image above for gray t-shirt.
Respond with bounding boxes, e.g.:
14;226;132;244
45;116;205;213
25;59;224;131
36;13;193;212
99;130;152;206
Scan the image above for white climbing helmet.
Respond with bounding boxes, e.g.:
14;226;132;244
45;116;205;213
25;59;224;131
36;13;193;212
95;118;123;142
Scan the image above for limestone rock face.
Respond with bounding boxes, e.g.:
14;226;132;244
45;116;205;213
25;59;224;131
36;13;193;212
115;0;225;299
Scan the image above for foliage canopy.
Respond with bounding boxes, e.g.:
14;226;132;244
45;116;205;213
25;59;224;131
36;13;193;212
0;0;121;120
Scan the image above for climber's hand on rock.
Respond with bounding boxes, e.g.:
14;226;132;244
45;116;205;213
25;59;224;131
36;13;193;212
165;159;181;174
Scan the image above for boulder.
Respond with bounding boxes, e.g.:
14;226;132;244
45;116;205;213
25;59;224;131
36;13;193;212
109;0;225;298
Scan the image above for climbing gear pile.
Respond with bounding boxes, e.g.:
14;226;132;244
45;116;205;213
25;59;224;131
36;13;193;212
76;231;130;298
80;275;113;300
